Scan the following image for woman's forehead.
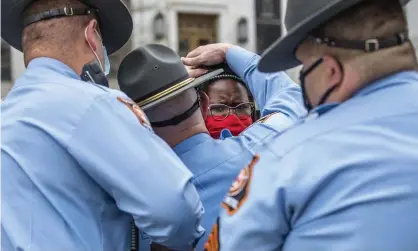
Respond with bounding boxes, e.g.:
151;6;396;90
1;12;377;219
209;79;247;93
208;79;249;103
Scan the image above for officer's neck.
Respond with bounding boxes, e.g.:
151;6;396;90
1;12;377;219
24;50;89;75
310;47;418;108
153;123;208;148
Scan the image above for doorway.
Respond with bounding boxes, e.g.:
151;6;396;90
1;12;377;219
178;13;218;57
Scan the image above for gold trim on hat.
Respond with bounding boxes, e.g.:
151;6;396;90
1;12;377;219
137;77;195;107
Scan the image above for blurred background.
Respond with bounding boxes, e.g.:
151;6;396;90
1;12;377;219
2;0;418;98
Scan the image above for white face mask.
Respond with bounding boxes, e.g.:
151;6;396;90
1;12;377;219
84;27;111;75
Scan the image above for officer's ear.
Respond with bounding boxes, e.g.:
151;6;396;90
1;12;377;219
198;91;210;119
322;55;344;87
84;19;100;52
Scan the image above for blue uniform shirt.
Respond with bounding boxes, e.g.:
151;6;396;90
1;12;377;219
1;57;205;251
164;46;305;251
209;71;418;251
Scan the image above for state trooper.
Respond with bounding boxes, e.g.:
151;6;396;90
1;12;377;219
203;0;418;250
1;0;204;250
117;43;306;251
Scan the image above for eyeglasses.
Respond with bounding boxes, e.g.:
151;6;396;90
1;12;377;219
208;102;255;121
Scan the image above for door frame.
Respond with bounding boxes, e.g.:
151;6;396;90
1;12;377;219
177;13;219;56
166;2;228;54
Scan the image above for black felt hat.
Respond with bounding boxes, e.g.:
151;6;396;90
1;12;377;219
1;0;133;55
118;44;223;110
258;0;412;73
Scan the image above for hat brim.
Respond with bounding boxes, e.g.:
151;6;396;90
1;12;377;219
1;0;132;55
140;69;224;111
258;0;411;73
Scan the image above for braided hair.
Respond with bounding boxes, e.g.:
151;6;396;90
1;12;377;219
199;64;254;102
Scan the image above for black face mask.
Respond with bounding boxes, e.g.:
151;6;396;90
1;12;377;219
80;60;109;87
299;57;343;112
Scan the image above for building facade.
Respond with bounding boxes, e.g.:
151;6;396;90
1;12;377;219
2;0;418;97
130;0;256;57
1;0;256;97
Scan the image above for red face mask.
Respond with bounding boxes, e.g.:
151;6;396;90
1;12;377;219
205;115;253;139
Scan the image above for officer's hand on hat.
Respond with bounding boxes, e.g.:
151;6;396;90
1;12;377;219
185;65;208;78
181;43;233;68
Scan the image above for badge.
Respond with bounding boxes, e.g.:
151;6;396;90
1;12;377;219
117;97;152;130
222;155;259;215
204;218;220;251
228;167;250;197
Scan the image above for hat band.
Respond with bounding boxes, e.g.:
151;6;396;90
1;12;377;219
151;98;200;128
309;32;408;52
137;77;195;108
24;7;97;27
205;74;246;85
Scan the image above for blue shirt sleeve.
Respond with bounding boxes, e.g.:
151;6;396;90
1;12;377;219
205;153;289;251
66;92;204;250
226;46;306;121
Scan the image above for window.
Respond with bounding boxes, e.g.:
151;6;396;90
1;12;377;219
178;39;190;57
255;0;281;53
261;0;275;18
1;39;12;81
178;13;218;57
199;39;210;46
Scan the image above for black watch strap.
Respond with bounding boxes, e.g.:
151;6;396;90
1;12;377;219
151;98;200;128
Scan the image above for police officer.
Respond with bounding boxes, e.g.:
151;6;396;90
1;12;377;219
204;0;418;250
1;0;204;250
117;44;306;251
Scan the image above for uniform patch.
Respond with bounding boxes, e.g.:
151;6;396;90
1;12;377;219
255;112;279;124
222;155;259;215
204;218;220;251
117;97;152;130
239;112;280;134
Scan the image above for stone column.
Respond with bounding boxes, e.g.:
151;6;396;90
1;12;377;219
11;47;25;82
406;1;418;56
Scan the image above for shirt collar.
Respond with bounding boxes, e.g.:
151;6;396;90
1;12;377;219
310;103;339;115
27;57;81;80
311;70;418;115
352;70;417;97
173;133;212;156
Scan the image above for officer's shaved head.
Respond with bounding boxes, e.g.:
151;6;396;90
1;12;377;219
146;89;202;123
145;88;210;147
297;0;417;84
22;0;96;64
